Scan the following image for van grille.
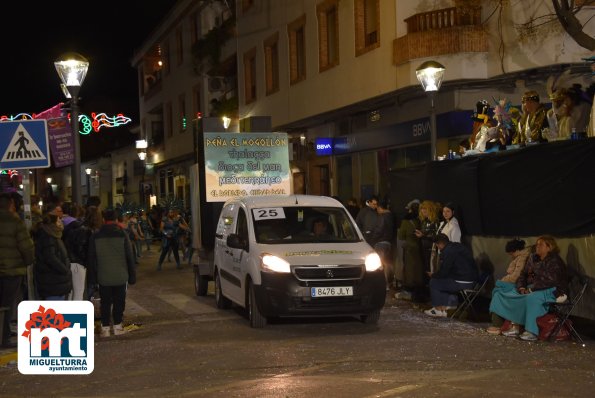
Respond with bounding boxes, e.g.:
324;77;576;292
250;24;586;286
293;265;364;281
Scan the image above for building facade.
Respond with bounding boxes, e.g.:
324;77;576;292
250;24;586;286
132;0;593;207
131;0;237;209
235;0;593;204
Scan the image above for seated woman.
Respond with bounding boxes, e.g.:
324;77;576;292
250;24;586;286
488;235;568;341
486;239;531;334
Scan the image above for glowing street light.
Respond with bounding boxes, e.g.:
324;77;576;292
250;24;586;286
55;52;89;205
416;61;445;161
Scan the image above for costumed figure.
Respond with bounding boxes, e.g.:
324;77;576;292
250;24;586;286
516;90;548;144
466;100;499;155
545;71;573;140
492;98;520;149
469;99;491;148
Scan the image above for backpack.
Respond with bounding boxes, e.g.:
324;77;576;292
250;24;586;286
63;221;90;265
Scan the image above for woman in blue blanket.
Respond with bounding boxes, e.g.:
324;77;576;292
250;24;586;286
489;235;568;341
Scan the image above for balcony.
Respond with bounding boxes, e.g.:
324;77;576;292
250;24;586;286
393;7;487;65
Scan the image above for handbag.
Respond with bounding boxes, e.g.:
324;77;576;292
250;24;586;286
536;313;571;341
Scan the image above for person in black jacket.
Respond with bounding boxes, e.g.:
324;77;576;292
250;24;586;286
370;199;394;289
63;206;93;300
34;213;72;300
87;209;136;337
424;233;479;318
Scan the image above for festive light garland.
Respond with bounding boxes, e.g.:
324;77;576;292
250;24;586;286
0;112;132;135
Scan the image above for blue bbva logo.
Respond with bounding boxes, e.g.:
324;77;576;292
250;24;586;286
18;301;94;375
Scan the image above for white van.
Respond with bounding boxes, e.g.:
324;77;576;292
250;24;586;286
212;195;386;327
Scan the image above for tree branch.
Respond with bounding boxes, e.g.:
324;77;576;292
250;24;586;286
552;0;595;50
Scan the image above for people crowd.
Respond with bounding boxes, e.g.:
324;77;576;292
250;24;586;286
0;192;195;345
345;190;575;343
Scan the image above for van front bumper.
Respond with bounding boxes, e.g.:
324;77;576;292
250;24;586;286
253;270;386;317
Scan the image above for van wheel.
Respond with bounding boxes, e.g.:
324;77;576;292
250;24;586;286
248;281;267;328
194;269;209;296
361;310;380;324
215;271;231;309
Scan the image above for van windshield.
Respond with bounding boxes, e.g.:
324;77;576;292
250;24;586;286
252;206;361;244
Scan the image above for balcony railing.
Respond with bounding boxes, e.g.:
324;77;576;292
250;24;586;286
404;7;481;33
394;6;486;65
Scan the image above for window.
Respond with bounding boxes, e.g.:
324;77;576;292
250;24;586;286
263;33;280;95
192;83;202;119
243;48;257;104
165;102;173;138
162;40;171;74
242;0;254;13
190;12;201;45
178;94;187;132
138;66;146;96
237;208;249;248
388;144;431;171
288;15;307;84
354;0;379;56
151;121;164;146
176;27;184;65
159;169;166;199
317;0;339;71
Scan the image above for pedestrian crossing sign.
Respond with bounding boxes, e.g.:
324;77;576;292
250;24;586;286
0;120;50;169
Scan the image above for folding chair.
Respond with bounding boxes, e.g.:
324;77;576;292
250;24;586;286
546;277;588;345
450;273;490;320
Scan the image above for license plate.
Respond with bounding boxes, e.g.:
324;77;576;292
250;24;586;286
311;286;353;297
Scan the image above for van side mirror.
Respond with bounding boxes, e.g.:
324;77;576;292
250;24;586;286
227;233;247;251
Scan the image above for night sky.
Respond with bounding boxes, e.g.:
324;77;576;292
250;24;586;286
0;1;178;159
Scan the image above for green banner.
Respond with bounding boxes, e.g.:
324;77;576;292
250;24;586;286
204;132;290;202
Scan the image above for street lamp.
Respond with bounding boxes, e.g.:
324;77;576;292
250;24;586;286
55;52;89;205
46;177;53;198
416;60;445;161
85;167;92;198
222;116;231;130
136;139;148;161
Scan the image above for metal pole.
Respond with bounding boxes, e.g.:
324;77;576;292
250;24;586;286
86;173;91;199
22;169;35;299
22;169;31;230
429;92;437;161
69;87;82;205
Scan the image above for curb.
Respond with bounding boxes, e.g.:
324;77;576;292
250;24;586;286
0;350;17;367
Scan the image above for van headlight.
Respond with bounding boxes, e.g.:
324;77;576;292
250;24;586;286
364;252;382;272
261;254;291;273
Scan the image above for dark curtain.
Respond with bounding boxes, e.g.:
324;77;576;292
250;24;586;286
389;138;595;237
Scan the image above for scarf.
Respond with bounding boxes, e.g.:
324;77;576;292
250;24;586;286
40;222;64;239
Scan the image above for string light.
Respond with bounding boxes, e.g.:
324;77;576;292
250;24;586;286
0;112;132;135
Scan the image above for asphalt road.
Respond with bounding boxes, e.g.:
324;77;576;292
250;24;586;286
1;245;593;397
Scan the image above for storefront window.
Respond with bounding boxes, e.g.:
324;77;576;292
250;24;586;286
388;144;431;171
359;151;377;200
336;156;353;203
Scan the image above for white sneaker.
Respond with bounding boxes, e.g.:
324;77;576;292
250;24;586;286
100;326;110;338
502;326;520;337
113;323;127;336
519;331;538;341
424;308;447;318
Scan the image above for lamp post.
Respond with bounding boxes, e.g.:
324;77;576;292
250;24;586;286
85;167;92;199
136;140;148;207
55;52;89;205
416;61;445;161
46;177;53;199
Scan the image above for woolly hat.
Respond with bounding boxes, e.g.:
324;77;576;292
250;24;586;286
405;199;420;210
